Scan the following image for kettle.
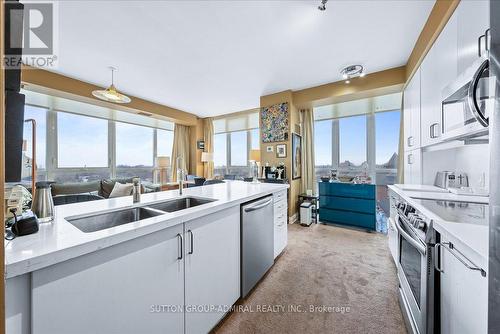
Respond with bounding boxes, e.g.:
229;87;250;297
32;181;55;223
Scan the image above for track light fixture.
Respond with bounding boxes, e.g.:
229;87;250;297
318;0;328;11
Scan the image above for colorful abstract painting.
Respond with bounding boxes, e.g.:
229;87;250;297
260;102;289;143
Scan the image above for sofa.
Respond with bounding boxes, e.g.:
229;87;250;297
51;178;160;206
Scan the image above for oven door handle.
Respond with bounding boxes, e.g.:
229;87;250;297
395;216;427;255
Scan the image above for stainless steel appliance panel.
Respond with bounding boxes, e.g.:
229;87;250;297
241;196;274;297
489;1;500;331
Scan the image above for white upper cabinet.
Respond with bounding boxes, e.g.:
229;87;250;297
404;68;421;151
457;0;489;74
420;12;458;147
404;148;422;184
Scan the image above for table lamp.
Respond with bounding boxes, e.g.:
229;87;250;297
249;149;261;183
156;156;171;184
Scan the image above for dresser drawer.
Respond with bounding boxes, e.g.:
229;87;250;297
320;196;375;215
319;182;375;199
320;208;375;230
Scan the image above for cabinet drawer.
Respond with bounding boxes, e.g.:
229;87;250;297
320;208;375;230
274;198;287;212
320;196;375;215
273;190;287;203
274;210;287;227
319;182;375;199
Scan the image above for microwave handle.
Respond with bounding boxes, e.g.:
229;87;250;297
478;34;485;57
467;58;489;127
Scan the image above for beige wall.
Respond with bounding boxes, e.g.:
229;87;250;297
260;90;301;219
189;119;204;177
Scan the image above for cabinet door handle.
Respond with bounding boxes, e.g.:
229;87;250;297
188;230;194;255
407;136;414;147
478;34;486;57
434;243;444;273
408;154;414;165
430;123;440;139
176;233;183;260
436;242;486;277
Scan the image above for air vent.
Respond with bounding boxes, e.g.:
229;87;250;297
137;111;153;117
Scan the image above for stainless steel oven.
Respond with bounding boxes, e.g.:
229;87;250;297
395;201;436;334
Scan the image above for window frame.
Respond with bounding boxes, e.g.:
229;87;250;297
213;128;259;175
313;110;400;183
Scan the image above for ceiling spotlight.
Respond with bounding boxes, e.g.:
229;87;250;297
340;65;365;84
318;0;328;11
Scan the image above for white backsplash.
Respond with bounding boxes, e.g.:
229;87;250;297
422;143;490;189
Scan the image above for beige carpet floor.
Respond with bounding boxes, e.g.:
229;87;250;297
213;223;407;334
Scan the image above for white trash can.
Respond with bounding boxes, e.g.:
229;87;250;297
300;201;313;226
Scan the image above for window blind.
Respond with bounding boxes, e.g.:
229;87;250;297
213;109;259;134
23;89;174;131
314;92;402;121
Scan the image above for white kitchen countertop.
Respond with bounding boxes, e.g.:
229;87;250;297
389;185;488;261
5;181;288;279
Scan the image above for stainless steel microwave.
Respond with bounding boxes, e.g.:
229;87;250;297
441;56;493;141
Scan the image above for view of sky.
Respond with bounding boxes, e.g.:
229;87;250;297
375;111;400;164
58;112;108;168
116;122;154;167
314;110;400;167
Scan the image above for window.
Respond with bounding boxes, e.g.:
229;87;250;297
116;123;154;182
157;129;174;159
375;111;401;214
57;112;108;168
250;128;259;150
314;120;333;179
230;131;248;166
214;133;227;175
23;105;48;181
339;115;366;175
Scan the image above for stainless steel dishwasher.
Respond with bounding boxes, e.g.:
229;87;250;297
241;195;274;297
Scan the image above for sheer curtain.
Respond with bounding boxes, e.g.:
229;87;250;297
203;118;214;179
300;108;316;193
171;124;191;181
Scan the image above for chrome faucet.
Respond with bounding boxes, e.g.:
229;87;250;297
132;178;141;203
177;156;185;196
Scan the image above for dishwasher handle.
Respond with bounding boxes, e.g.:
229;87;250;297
244;198;273;212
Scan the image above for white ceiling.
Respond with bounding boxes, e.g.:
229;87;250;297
52;0;434;117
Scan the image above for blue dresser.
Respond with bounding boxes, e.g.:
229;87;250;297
318;182;376;231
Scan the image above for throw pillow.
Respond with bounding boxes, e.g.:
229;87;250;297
108;182;134;198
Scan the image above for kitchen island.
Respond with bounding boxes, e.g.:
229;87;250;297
6;181;289;334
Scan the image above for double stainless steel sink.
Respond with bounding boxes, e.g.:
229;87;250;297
66;197;216;233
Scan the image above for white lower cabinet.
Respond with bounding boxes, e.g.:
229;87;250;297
184;206;240;334
32;224;185;334
27;205;241;334
273;190;288;258
438;234;487;334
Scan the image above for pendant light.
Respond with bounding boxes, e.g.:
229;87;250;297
92;66;131;104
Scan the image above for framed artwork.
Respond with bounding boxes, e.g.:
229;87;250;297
292;133;302;180
260;102;289;143
266;146;273;152
276;144;287;158
197;140;205;150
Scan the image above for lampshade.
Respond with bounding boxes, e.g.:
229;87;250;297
201;152;213;162
156;156;170;168
249;149;261;162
